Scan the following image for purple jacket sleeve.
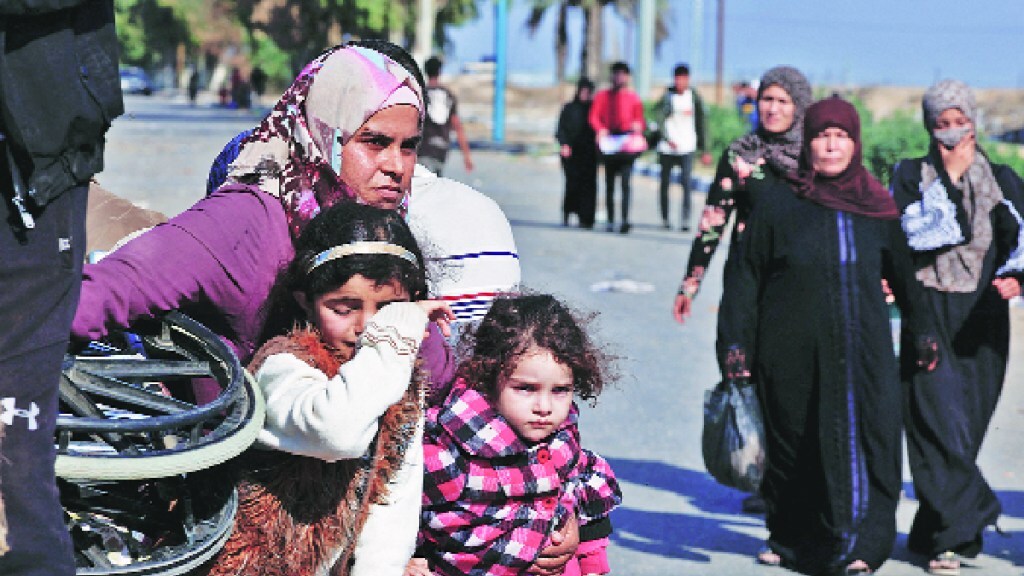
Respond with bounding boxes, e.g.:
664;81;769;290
420;323;456;405
72;186;293;360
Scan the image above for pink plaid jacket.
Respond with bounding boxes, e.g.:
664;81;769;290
418;379;621;575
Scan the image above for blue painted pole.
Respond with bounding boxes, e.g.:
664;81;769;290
493;0;508;143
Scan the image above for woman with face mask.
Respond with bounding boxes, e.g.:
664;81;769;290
892;79;1024;576
718;97;930;575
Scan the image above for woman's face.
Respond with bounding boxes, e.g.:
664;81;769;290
758;85;796;134
340;104;421;211
809;127;856;177
934;107;972;131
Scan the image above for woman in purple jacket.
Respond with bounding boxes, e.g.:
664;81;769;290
72;43;430;376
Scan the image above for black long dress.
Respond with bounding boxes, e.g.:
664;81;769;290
891;155;1024;557
555;99;598;227
718;174;926;575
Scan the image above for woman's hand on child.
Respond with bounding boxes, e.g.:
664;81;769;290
993;277;1021;300
404;557;431;576
416;300;455;338
527;514;579;575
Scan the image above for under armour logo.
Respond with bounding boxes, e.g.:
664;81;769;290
0;397;40;430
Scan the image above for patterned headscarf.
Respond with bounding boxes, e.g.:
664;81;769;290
922;78;977;130
727;65;812;175
227;45;424;239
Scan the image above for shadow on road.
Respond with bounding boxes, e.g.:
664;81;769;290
605;457;764;563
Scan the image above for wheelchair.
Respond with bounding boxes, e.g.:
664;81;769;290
58;312;264;575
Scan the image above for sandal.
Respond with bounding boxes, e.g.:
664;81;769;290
845;559;872;575
929;551;960;576
756;546;782;567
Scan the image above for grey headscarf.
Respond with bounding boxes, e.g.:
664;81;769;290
922;79;977;148
727;66;813;175
922;78;977;129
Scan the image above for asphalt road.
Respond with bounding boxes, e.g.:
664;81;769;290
98;94;1024;576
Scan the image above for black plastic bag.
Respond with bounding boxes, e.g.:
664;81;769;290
701;377;765;493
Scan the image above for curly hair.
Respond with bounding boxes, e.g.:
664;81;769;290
456;294;611;404
260;203;427;340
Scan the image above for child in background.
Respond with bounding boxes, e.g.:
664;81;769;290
407;294;621;576
203;203;453;576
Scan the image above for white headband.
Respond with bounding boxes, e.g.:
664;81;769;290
306;241;419;274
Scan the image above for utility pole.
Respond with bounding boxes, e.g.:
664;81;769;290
635;0;655;99
413;0;435;66
494;0;508;143
691;0;702;83
715;0;724;105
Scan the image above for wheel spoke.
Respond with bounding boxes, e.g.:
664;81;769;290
66;366;195;415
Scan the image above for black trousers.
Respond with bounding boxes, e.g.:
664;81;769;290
658;152;695;226
602;154;635;225
0;184;85;576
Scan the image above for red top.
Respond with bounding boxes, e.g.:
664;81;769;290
589;87;645;135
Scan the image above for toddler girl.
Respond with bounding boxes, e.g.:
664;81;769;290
407;294;621;576
203;203;453;576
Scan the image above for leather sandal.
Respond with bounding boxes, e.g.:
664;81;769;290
756;546;782;567
928;551;960;576
845;559;873;574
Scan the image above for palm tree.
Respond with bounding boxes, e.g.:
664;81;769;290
525;0;672;84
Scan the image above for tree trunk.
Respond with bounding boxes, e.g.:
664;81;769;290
582;2;603;82
554;3;567;84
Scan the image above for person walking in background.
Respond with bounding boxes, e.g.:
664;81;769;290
556;77;599;228
589;61;646;234
719;97;929;576
250;65;267;100
734;81;759;132
673;65;812;323
0;1;123;574
420;56;474;176
188;66;200;106
892;79;1024;576
652;63;712;231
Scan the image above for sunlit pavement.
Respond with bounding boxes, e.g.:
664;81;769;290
101;94;1024;576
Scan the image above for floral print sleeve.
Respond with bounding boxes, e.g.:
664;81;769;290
678;153;742;298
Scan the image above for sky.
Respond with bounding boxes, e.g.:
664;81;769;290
444;0;1024;90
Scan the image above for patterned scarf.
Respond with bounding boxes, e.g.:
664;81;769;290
727;65;812;175
915;148;1004;292
226;45;424;239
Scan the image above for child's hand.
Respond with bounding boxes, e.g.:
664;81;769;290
404;557;431;576
416;300;455;338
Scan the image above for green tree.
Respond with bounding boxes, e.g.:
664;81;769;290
115;0;193;69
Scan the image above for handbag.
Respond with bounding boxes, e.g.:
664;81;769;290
701;376;765;493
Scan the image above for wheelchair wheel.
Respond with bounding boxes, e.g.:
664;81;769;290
65;477;237;575
56;311;265;480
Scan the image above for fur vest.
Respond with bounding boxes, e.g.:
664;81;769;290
203;328;423;576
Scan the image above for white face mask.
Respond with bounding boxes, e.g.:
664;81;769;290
933;125;973;149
